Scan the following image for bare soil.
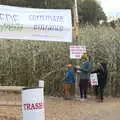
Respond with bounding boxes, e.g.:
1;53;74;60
0;92;120;120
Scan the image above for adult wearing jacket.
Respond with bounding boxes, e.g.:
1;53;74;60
79;54;92;101
63;64;75;100
92;62;108;102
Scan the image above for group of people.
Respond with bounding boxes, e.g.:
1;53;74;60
63;53;108;102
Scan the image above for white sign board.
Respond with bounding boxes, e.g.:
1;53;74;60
0;5;72;42
22;88;45;120
90;73;98;86
70;45;86;59
39;80;44;88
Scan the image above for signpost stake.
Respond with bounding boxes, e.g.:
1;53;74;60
73;0;80;99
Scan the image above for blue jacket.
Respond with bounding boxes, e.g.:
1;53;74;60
80;60;92;80
64;68;75;84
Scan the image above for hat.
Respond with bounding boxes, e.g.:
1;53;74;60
66;64;72;68
81;54;88;60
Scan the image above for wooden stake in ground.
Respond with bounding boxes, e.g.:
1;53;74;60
73;0;80;98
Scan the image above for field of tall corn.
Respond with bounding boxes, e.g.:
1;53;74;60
0;25;120;96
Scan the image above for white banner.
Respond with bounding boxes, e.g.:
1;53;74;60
0;5;72;42
90;73;98;86
70;45;86;59
22;88;45;120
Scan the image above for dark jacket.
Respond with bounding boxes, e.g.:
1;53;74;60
92;62;107;88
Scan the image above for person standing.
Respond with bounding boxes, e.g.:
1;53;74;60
63;64;75;100
92;62;108;102
79;54;91;101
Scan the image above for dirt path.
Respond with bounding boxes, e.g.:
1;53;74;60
0;93;120;120
45;97;120;120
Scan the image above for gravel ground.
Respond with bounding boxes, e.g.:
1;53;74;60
0;92;120;120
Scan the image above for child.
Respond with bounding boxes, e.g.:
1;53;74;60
63;64;75;100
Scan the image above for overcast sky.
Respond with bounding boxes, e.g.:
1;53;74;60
99;0;120;17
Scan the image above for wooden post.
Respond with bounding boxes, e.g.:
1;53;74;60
73;0;80;99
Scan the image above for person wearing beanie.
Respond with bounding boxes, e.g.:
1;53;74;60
81;53;88;60
79;53;92;101
63;64;75;100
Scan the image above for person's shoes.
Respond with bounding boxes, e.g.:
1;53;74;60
80;98;85;102
100;98;104;102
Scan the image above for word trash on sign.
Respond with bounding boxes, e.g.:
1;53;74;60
24;102;44;110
